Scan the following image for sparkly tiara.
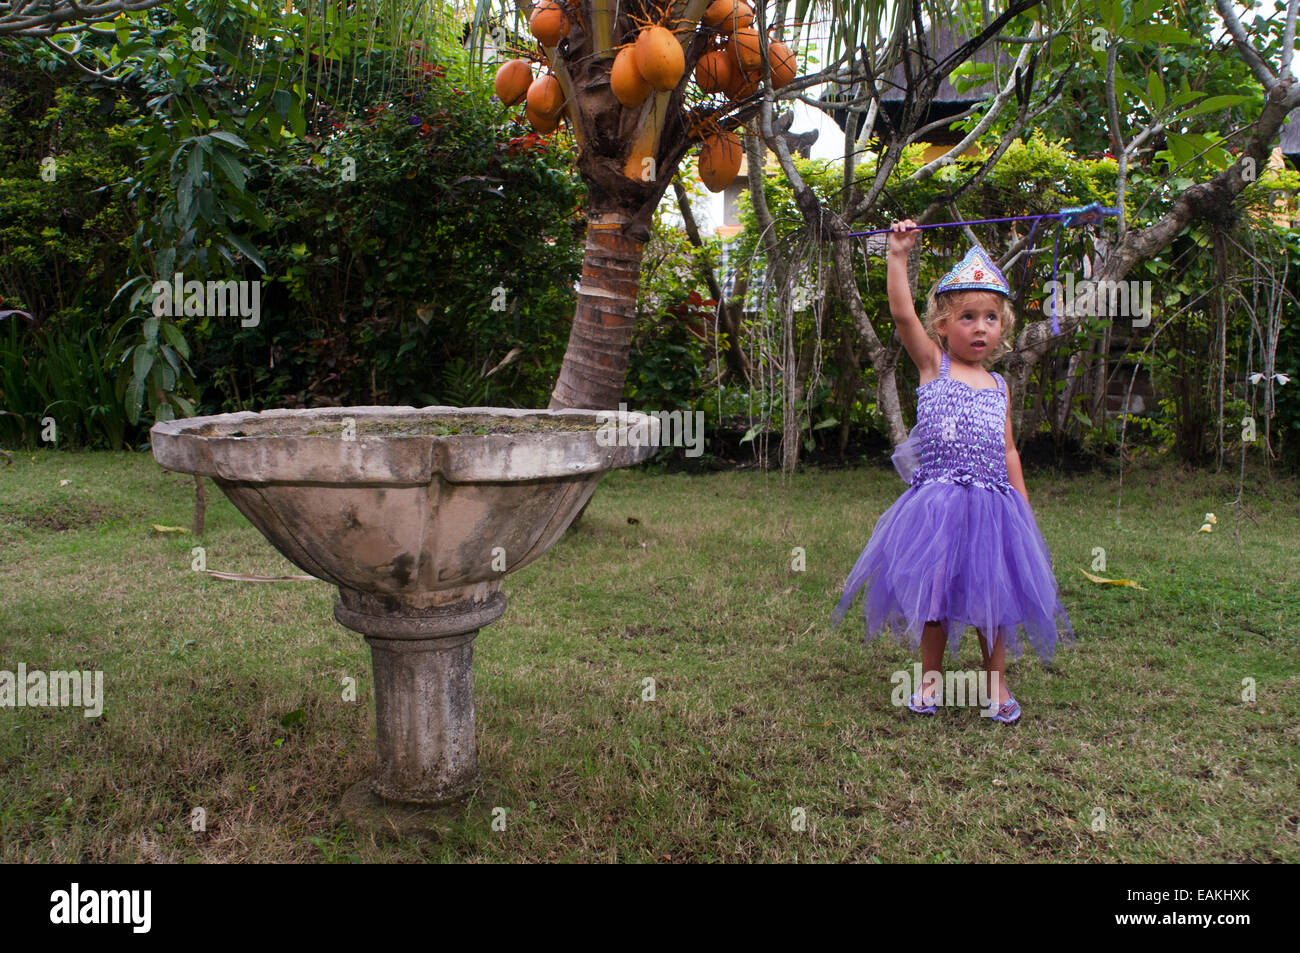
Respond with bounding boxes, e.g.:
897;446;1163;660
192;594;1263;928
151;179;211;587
935;245;1011;297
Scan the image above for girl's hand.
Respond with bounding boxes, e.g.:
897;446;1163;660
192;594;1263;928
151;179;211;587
888;219;919;257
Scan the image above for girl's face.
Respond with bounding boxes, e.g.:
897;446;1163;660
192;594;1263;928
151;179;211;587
939;292;1003;362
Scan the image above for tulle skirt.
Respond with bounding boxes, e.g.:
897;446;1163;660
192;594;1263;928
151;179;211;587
830;481;1074;665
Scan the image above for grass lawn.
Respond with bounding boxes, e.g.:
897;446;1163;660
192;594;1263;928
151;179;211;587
1;448;1296;862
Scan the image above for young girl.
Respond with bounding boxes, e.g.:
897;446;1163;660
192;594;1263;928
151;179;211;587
831;220;1074;723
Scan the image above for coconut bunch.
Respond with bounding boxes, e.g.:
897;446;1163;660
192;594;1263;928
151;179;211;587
609;23;686;108
494;59;567;133
491;0;801;189
695;1;797;102
491;0;573;134
693;2;797;193
614;1;799;108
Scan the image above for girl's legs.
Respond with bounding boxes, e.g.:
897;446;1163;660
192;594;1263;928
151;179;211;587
920;620;946;703
920;622;1015;706
976;627;1013;704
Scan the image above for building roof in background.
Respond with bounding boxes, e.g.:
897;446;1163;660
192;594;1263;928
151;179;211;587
876;27;1013;103
1281;109;1300;158
826;27;1015;139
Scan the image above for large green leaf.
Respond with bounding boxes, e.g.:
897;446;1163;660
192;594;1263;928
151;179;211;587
212;148;247;191
156;361;176;393
161;322;191;360
1180;94;1253;118
124;373;146;426
1130;24;1193;45
225;232;266;273
132;344;153;382
1147;69;1165;112
208;130;249;151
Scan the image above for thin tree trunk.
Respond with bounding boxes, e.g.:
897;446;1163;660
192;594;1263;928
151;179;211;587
742;128;806;472
1091;323;1111;428
672;176;753;385
191;475;206;536
782;306;799;471
1056;349;1084;435
834;324;862;459
715;287;752;386
785;325;821;464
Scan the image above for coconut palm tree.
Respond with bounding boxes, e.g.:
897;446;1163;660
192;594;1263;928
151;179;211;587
469;0;798;412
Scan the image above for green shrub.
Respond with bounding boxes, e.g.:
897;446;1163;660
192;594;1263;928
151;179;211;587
195;77;584;413
0;63;139;448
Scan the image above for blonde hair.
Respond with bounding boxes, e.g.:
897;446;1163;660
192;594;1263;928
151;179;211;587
922;282;1017;365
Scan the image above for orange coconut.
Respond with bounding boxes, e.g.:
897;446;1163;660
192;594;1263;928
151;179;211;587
634;25;685;92
699;131;742;192
768;40;797;89
525;103;560;134
695;47;734;94
731;25;763;72
720;1;754;31
529;0;567;48
494;59;533;106
701;0;737;27
526;73;564;117
611;45;652;108
724;63;759;100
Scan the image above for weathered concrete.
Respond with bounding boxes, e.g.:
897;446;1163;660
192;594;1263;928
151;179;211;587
151;406;659;812
337;778;506;841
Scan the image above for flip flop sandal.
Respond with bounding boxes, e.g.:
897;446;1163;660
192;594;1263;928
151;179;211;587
987;696;1021;724
908;691;939;715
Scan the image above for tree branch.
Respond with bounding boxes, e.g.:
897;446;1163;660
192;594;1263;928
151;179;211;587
0;0;166;37
1214;0;1279;88
1282;0;1299;81
907;23;1040;183
1014;77;1300;374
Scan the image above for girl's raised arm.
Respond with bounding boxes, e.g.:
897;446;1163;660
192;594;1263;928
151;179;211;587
886;221;942;380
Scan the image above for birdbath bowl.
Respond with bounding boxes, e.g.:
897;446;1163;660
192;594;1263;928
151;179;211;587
151;405;658;811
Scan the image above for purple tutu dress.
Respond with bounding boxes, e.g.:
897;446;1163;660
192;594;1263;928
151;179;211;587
831;350;1074;664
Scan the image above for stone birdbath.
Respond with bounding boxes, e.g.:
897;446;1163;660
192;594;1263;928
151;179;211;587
151;405;658;826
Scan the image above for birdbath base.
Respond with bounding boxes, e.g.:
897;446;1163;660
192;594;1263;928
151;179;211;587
338;779;507;841
334;586;508;806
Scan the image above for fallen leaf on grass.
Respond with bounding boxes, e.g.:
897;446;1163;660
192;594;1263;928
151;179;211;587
151;524;188;534
1080;568;1148;591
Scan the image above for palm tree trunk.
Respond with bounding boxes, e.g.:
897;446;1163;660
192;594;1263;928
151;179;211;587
549;209;651;531
548;211;646;412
